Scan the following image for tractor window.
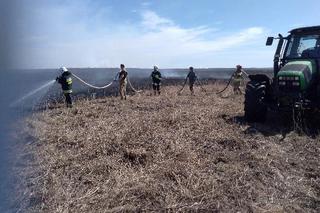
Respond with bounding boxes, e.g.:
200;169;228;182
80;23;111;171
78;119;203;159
285;35;320;58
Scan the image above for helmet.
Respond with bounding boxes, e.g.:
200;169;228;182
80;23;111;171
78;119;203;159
189;66;194;71
60;66;68;72
236;64;242;69
153;65;159;71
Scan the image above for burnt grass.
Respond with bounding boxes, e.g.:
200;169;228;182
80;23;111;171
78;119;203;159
15;82;320;212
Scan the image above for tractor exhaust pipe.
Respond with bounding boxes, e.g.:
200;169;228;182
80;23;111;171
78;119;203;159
273;34;284;76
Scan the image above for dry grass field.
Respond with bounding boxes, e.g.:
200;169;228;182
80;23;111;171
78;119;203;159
16;83;319;212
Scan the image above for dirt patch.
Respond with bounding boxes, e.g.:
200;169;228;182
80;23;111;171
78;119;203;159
15;83;320;212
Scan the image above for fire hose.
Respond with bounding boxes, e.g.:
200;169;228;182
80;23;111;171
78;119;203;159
178;78;207;94
72;73;142;93
217;70;249;94
196;79;207;93
177;78;187;94
127;77;142;93
216;75;233;94
72;73;114;89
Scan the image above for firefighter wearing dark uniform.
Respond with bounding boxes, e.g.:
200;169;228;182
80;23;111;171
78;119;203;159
151;65;162;95
118;64;128;100
56;67;73;108
186;66;197;95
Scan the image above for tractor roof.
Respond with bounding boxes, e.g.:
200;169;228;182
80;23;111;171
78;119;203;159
289;26;320;35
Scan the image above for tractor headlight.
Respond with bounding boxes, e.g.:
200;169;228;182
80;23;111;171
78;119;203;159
279;81;286;86
292;82;300;86
279;76;283;80
294;76;299;81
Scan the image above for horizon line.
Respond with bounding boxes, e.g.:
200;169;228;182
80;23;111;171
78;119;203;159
11;66;273;71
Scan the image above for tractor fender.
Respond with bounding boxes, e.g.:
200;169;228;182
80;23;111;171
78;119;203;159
248;74;270;84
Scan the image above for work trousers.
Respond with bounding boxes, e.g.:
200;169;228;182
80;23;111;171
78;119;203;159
152;83;161;95
120;82;127;100
64;93;72;107
189;81;195;95
232;79;242;95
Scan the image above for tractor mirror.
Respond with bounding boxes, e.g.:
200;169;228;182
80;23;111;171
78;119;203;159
266;37;274;46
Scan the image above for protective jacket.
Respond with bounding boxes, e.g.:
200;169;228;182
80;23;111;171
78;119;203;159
187;71;197;84
56;71;72;93
119;70;128;84
232;70;244;87
233;70;244;80
151;70;162;84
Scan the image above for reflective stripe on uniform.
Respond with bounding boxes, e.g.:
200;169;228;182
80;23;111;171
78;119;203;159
66;77;72;84
63;89;72;94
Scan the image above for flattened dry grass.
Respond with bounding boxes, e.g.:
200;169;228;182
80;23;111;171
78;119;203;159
18;83;320;212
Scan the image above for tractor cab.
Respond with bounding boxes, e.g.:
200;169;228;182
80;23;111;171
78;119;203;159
267;26;320;65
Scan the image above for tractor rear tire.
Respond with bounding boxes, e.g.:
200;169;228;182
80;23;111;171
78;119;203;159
244;81;267;122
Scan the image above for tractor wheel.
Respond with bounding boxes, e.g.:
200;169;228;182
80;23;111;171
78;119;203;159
244;81;267;122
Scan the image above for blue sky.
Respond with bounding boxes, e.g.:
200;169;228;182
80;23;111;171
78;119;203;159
14;0;320;69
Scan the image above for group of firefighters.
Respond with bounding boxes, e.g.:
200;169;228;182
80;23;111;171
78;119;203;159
56;64;247;107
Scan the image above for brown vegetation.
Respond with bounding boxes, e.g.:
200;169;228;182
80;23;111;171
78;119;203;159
17;83;319;212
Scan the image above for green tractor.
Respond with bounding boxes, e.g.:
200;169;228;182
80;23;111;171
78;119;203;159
244;26;320;127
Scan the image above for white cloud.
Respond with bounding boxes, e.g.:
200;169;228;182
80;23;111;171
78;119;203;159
16;5;272;69
141;10;174;29
141;2;152;7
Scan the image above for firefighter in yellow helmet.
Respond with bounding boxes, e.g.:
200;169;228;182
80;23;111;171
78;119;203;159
232;65;248;95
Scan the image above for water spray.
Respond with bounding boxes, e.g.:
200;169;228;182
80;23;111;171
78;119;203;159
9;80;56;107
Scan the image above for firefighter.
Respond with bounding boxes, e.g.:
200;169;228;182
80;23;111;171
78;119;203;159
151;65;162;95
118;64;128;100
186;66;197;95
56;67;73;108
232;65;247;95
